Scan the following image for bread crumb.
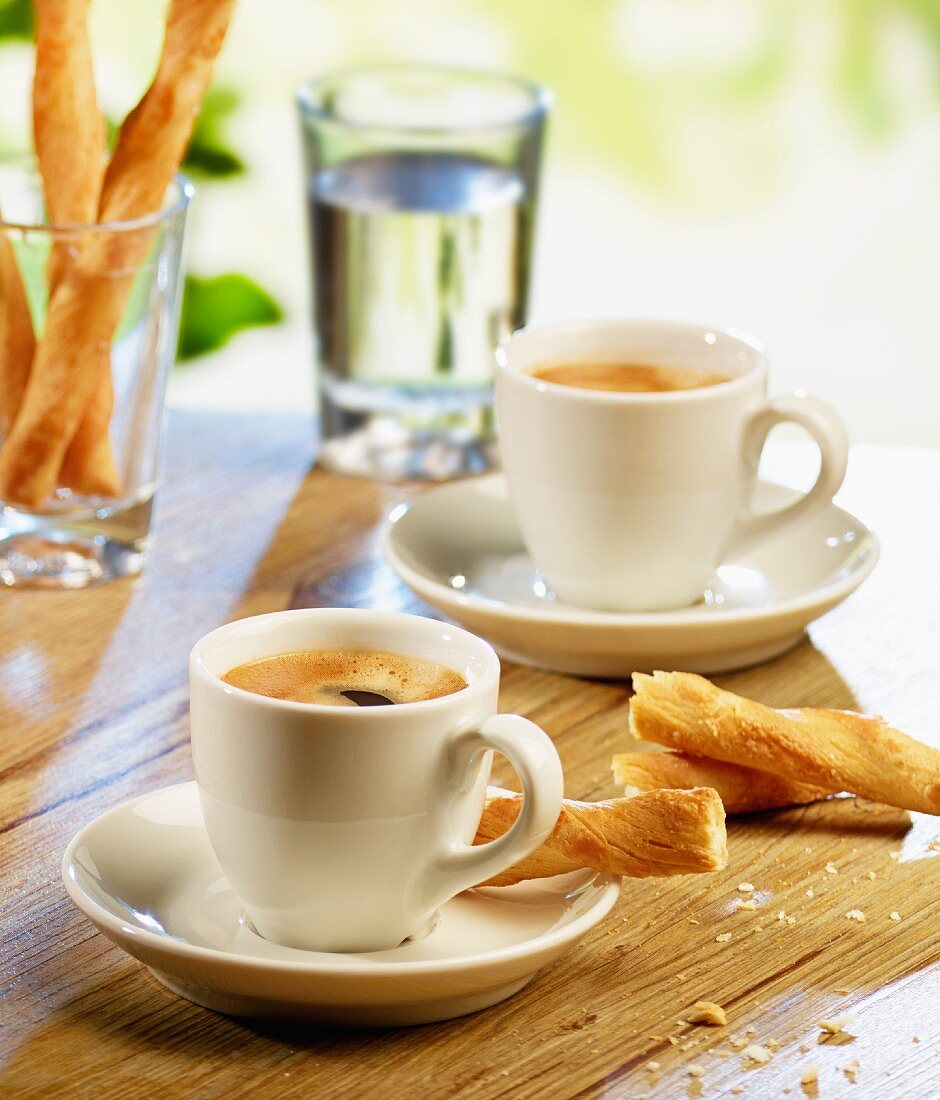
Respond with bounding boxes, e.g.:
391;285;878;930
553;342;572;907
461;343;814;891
732;1089;743;1096
729;1035;748;1049
845;909;866;922
737;882;755;893
735;898;758;911
746;1026;757;1036
668;1036;679;1046
688;918;700;925
927;839;940;852
742;1043;773;1065
865;870;876;880
913;1036;920;1043
801;1064;819;1085
825;861;838;874
817;1015;854;1035
717;1050;730;1059
688;1065;705;1077
888;850;900;861
645;1061;660;1071
716;932;733;943
805;887;814;898
676;973;687;981
890;911;901;921
799;1044;811;1053
767;1039;780;1052
687;1001;728;1027
835;988;850;995
844;1058;859;1083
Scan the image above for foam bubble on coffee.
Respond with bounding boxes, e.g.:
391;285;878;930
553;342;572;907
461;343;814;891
221;649;467;706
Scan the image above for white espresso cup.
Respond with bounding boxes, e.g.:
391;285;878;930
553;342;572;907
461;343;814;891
189;608;564;953
496;319;849;613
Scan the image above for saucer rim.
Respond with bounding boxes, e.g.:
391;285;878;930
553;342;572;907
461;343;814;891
382;474;880;628
62;780;622;977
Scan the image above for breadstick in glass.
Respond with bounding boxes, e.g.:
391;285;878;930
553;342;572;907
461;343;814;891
33;0;106;271
32;0;118;497
0;222;36;437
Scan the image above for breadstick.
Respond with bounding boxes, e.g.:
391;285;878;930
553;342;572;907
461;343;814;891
62;0;238;499
33;0;106;274
473;785;727;887
0;221;36;438
32;0;118;497
99;0;238;224
631;671;940;816
0;0;237;506
612;750;832;815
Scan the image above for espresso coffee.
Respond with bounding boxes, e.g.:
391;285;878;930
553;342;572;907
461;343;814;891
531;362;731;393
221;649;467;706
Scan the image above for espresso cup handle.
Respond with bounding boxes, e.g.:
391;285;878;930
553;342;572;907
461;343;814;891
728;392;849;555
422;715;564;903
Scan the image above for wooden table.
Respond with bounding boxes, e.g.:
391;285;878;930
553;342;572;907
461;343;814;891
2;410;938;1098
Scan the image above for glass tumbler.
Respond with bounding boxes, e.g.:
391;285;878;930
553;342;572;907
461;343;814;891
0;160;191;588
297;66;549;481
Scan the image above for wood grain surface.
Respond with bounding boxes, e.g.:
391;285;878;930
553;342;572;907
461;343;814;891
1;410;938;1099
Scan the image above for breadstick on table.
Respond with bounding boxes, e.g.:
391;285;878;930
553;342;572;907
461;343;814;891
473;785;727;887
0;220;36;438
32;0;118;497
0;0;237;506
630;671;940;816
612;750;833;815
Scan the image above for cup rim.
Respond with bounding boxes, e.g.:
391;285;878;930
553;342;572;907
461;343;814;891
189;607;500;717
296;64;551;136
496;317;768;404
0;154;194;235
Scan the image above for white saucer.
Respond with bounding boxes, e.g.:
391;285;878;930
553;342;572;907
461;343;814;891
382;474;878;677
62;783;620;1027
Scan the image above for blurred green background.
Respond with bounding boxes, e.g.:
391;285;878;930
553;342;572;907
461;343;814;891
2;0;938;443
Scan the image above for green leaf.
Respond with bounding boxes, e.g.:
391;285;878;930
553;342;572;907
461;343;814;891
182;86;245;179
0;0;33;39
177;273;283;361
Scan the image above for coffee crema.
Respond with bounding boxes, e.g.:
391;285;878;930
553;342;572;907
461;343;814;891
221;649;467;706
531;362;732;393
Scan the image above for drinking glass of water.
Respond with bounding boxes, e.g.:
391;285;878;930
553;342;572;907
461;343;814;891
297;66;549;481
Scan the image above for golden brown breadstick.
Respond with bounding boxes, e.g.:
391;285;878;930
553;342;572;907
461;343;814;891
98;0;238;224
631;671;940;816
473;785;727;887
0;222;36;438
58;388;119;497
0;0;237;506
32;0;118;497
64;0;239;499
612;750;832;815
33;0;106;267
